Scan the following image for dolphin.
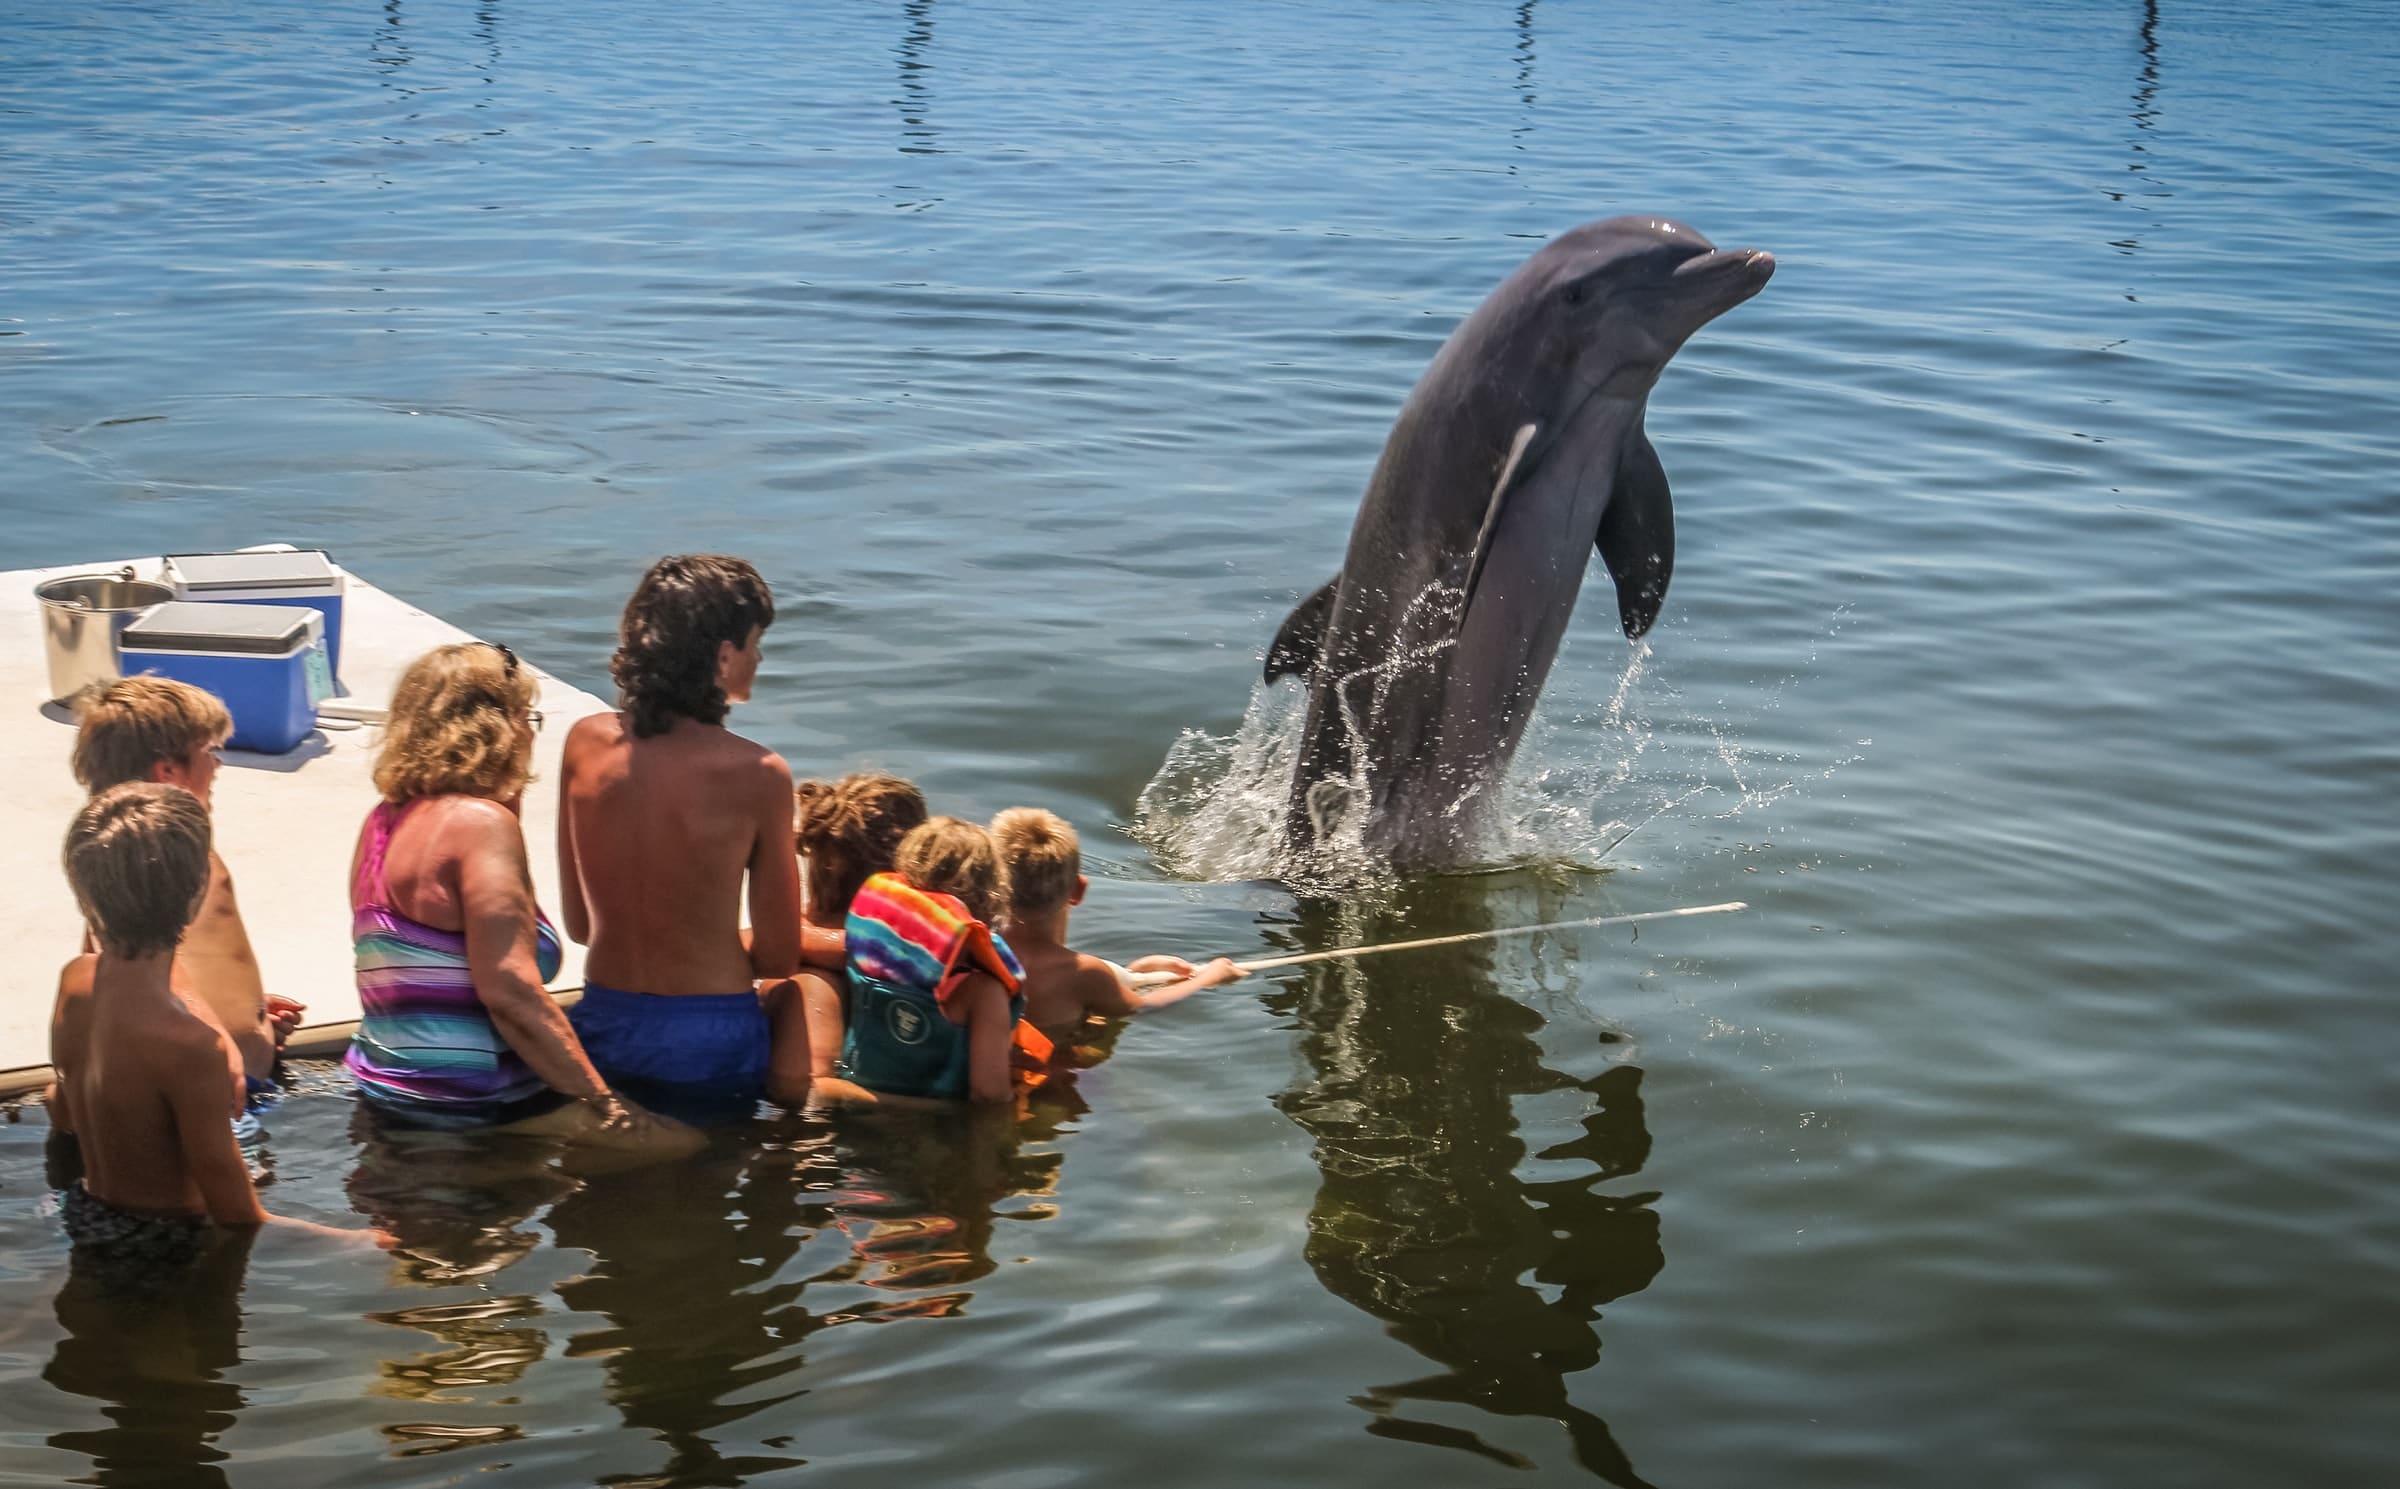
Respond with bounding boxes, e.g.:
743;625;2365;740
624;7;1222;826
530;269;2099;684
1267;216;1773;870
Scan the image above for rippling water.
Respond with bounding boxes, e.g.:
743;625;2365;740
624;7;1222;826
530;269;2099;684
4;1;2396;1484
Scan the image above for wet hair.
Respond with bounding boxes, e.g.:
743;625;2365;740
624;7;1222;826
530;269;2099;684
71;676;232;795
989;807;1080;917
795;772;928;919
64;782;213;960
373;643;539;804
611;555;774;738
896;816;1007;925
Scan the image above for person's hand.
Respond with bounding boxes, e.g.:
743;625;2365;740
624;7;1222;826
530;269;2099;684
581;1092;692;1143
265;996;306;1046
1193;957;1245;988
1127;955;1197;977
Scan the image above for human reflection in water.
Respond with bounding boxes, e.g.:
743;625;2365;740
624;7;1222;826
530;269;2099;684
344;1107;581;1407
1266;880;1664;1484
540;1104;1056;1482
45;1224;256;1488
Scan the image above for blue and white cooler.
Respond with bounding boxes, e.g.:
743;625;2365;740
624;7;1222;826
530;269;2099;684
160;550;347;681
119;601;335;754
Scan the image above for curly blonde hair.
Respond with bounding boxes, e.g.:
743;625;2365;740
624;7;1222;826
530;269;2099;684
374;643;539;803
896;816;1008;925
795;771;928;919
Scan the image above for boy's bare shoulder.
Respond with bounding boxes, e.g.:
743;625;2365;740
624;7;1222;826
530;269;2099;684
54;953;97;1005
1067;951;1135;1015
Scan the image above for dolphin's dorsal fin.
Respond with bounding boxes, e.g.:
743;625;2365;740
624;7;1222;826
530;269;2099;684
1596;426;1675;639
1265;576;1340;683
1462;422;1541;613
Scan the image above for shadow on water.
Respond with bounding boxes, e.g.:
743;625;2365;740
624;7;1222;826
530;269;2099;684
1263;879;1663;1482
44;1228;257;1488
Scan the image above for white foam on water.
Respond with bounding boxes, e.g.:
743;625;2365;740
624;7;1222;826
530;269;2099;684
1131;608;1863;890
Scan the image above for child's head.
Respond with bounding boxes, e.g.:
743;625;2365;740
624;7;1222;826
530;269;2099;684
990;807;1084;919
71;676;233;805
64;782;213;960
896;816;1007;924
795;771;928;917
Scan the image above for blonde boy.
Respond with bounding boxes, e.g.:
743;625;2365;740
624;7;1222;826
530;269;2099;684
988;808;1242;1035
53;784;373;1291
70;677;297;1080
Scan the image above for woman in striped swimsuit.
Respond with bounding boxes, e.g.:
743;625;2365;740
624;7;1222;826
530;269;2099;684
345;643;690;1150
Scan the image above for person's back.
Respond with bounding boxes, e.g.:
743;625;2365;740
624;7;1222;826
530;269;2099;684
558;556;802;1114
563;710;789;995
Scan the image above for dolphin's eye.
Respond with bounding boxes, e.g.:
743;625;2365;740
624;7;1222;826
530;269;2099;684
1562;283;1587;307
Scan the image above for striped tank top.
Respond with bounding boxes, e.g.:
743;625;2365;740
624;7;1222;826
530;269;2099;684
345;798;563;1113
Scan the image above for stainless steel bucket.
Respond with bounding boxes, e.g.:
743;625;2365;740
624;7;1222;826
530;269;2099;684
35;569;175;705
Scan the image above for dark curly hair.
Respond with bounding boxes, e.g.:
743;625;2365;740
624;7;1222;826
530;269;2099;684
612;555;775;738
795;771;928;918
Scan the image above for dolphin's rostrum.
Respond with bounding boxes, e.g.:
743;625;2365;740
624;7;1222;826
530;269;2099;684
1269;215;1773;871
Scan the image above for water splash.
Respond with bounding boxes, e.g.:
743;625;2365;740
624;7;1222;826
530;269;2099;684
1131;608;1864;889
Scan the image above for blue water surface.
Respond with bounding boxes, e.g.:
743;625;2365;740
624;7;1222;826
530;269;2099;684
2;1;2397;1485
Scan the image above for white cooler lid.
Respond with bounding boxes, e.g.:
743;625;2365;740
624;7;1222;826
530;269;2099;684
163;550;340;592
122;601;320;655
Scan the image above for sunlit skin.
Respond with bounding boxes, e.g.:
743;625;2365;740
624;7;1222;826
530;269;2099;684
52;939;380;1246
558;625;805;1000
1002;880;1244;1039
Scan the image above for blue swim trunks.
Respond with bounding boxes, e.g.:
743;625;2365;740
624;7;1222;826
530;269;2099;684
567;981;767;1124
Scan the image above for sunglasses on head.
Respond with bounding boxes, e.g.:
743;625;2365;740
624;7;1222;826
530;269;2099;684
482;642;542;730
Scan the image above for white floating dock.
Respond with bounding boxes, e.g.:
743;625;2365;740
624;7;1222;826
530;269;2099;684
0;552;612;1093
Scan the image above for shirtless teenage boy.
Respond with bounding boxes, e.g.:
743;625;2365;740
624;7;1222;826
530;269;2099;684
557;555;804;1116
69;677;298;1084
53;784;375;1292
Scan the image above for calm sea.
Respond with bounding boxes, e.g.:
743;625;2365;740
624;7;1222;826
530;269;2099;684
3;1;2396;1484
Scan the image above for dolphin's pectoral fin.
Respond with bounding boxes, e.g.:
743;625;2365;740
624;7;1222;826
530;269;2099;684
1265;576;1341;683
1596;429;1675;639
1462;422;1542;615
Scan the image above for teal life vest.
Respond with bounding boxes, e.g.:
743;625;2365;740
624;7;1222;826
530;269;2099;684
838;971;1026;1102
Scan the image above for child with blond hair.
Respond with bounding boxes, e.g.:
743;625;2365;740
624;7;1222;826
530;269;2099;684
988;808;1242;1038
826;817;1047;1106
69;677;300;1084
52;784;380;1292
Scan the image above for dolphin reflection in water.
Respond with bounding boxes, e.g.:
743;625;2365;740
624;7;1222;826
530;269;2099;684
1264;881;1666;1483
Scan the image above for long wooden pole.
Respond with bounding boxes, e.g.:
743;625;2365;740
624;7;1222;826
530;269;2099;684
1237;900;1748;972
1120;900;1748;986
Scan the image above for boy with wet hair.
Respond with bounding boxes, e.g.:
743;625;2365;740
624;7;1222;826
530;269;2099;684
988;807;1242;1037
53;784;374;1292
558;555;804;1118
69;676;298;1082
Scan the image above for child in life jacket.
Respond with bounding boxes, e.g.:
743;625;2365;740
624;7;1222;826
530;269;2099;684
826;817;1050;1106
765;773;928;1102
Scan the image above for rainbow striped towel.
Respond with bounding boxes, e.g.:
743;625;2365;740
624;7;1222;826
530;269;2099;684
846;872;1024;1009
